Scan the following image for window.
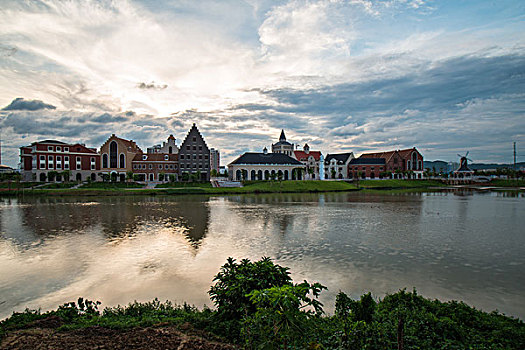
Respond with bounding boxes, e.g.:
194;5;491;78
193;137;196;142
205;155;208;160
193;146;196;150
57;146;62;152
76;157;81;169
186;146;190;150
143;155;147;160
170;165;173;169
199;155;202;159
110;141;117;168
164;155;169;160
199;146;202;151
180;155;184;159
193;154;197;159
56;156;62;169
40;155;46;168
64;147;69;152
102;154;108;168
159;164;162;169
133;164;137;169
48;146;53;151
149;164;152;169
119;154;125;168
90;157;96;170
64;156;69;169
181;164;184;169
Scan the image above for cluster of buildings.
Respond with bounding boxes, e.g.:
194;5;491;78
20;124;218;182
19;125;424;183
228;130;424;181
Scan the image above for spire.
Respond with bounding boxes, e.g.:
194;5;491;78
279;129;286;142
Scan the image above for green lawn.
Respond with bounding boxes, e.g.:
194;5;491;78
37;182;79;189
79;182;144;189
0;182;41;189
358;179;445;189
488;179;525;187
155;182;213;189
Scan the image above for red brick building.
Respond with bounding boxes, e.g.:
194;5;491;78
348;158;386;179
358;147;424;179
20;140;100;182
132;153;179;182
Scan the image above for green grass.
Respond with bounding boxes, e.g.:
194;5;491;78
155;182;213;189
79;182;144;189
358;179;445;189
0;182;40;189
488;179;525;187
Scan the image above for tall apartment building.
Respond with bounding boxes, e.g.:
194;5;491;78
210;148;220;174
178;124;211;181
19;140;100;182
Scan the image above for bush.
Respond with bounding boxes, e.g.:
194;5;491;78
209;257;292;321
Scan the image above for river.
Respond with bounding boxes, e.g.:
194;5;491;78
1;191;524;320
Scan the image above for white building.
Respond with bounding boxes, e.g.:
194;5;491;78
147;135;179;154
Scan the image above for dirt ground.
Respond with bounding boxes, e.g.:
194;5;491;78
1;317;239;350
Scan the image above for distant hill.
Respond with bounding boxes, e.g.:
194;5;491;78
424;160;525;172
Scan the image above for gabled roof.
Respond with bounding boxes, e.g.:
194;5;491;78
102;134;143;153
359;148;420;162
229;153;303;166
324;153;353;164
293;150;321;161
180;123;209;151
350;158;385;165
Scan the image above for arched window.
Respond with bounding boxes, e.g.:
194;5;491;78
119;153;125;168
284;170;289;180
110;141;117;168
251;170;256;180
102;154;108;168
236;169;242;181
169;146;173;154
412;152;418;170
258;170;263;180
264;170;270;180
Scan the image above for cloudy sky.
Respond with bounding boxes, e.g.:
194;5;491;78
0;0;524;167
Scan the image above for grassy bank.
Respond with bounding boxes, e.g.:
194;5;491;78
0;180;358;196
357;179;445;190
1;258;524;349
488;179;525;187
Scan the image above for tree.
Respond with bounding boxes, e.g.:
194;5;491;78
158;172;165;182
48;171;58;182
331;168;336;179
61;170;71;182
126;171;134;182
196;170;202;182
40;172;47;182
211;169;218;177
182;172;190;182
110;172;117;182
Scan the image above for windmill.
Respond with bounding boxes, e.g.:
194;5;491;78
455;151;474;176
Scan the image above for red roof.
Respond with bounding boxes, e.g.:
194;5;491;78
359;148;420;162
293;150;321;161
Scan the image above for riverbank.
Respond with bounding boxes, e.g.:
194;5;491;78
1;258;524;349
1;179;523;197
0;180;359;196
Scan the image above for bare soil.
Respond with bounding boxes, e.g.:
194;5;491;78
1;317;238;350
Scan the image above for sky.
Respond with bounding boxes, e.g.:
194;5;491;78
0;0;524;168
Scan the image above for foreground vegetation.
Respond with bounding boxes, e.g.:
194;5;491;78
488;179;525;187
357;179;445;189
2;258;523;349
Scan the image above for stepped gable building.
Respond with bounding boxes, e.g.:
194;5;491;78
178;124;211;181
147;134;179;154
324;152;355;179
293;143;322;180
359;147;424;179
100;134;143;182
20;140;100;182
132;153;178;182
228;147;304;181
271;130;294;156
349;157;386;179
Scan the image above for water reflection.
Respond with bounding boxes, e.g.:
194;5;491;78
0;192;524;321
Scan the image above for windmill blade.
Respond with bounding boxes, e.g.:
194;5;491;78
457;154;463;158
467;158;473;162
465;151;469;157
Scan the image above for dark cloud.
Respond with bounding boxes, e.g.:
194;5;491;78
2;97;56;111
91;113;128;123
138;82;168;90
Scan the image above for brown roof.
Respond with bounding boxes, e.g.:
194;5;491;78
293;150;321;161
359;148;420;162
133;153;178;162
102;134;143;153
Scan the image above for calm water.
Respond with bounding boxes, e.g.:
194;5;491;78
1;191;524;320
